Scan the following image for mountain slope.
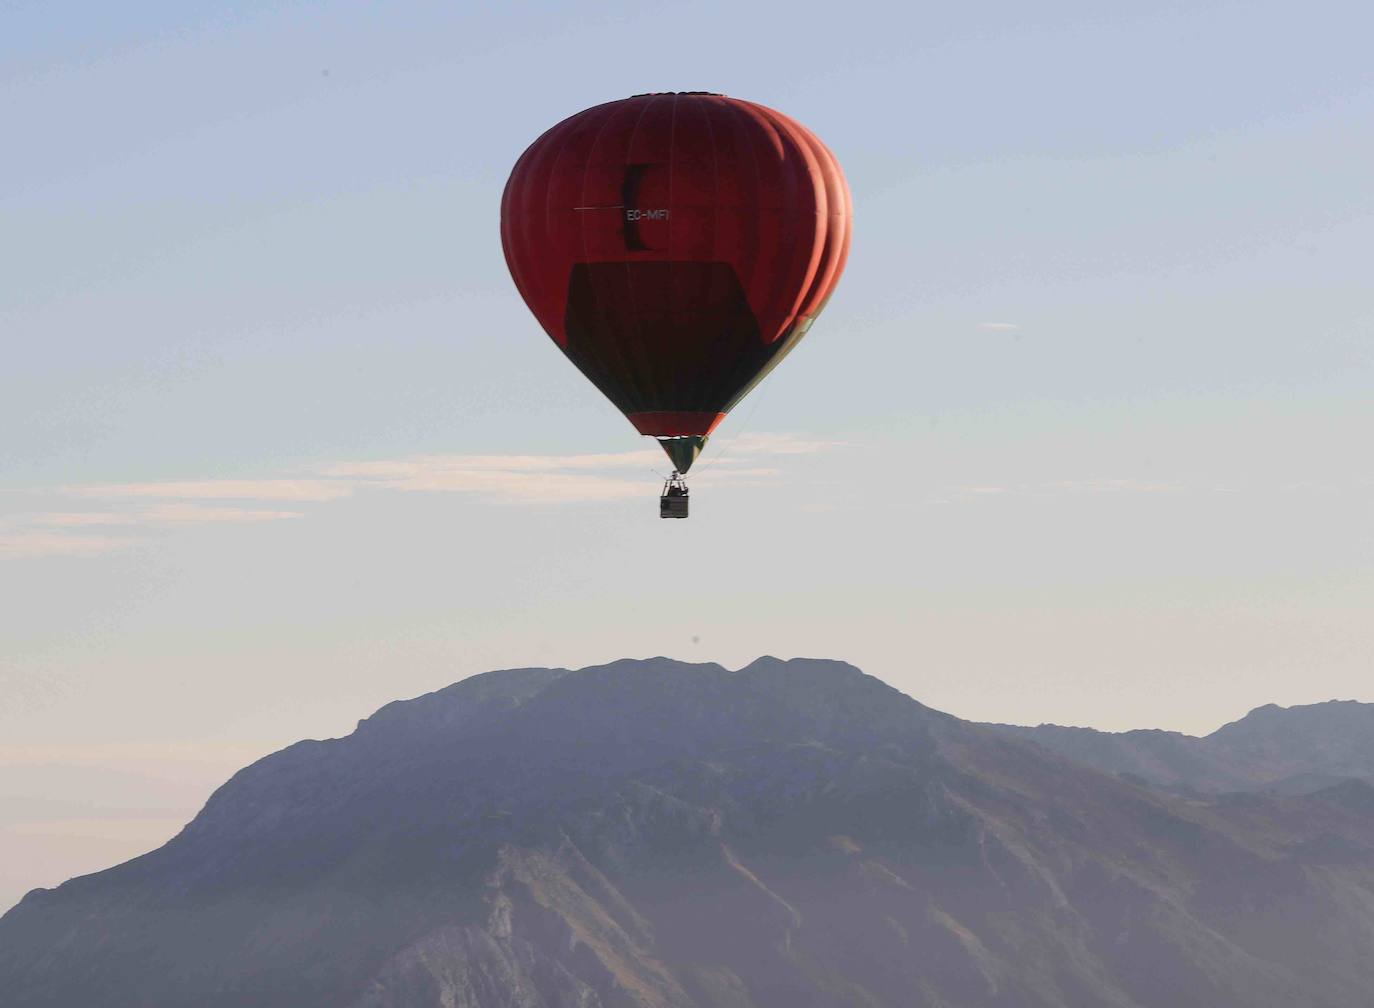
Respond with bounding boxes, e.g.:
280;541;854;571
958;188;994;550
3;658;1374;1008
987;699;1374;793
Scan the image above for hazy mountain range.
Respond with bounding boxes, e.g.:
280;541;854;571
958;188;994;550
985;700;1374;795
3;657;1373;1007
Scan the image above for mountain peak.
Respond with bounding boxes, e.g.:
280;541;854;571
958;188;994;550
5;661;1374;1008
990;697;1374;798
1210;698;1374;740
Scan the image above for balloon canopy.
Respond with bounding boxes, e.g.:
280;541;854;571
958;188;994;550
501;93;851;473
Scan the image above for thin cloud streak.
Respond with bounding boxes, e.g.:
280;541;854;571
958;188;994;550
34;507;305;527
317;450;664;478
0;506;306;555
351;465;647;502
928;477;1187;505
1048;478;1179;494
3;434;841;556
72;480;353;502
0;532;139;557
724;433;850;455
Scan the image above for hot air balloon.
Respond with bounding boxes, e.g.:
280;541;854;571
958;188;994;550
500;93;851;517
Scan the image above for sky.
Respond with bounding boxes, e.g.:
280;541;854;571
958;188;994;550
2;0;1372;912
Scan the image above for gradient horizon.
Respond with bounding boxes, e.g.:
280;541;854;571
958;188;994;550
3;0;1372;912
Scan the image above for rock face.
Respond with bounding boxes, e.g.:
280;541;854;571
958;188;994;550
4;658;1374;1007
986;699;1374;794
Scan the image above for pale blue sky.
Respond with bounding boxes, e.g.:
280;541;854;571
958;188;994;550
2;0;1372;910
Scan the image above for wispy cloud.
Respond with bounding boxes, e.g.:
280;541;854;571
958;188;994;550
2;433;842;556
0;531;140;557
318;450;664;477
314;438;829;502
72;479;352;502
930;477;1184;505
1046;478;1177;494
722;432;849;456
34;507;304;527
341;462;647;502
0;505;305;556
316;449;662;501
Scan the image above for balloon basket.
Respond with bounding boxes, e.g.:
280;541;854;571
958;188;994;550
660;474;689;519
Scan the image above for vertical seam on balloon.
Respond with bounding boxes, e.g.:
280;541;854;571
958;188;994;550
538;116;580;348
500;159;525;310
700;96;730;411
801;126;852;340
618;94;659;416
769;109;827;394
747;102;798;354
715;103;819;414
792;128;828;316
733;100;765;360
514;119;554;340
584;98;649;416
811;126;851;314
579;102;640;414
701;97;722;265
792;126;843;325
743;102;780;349
503;136;544;333
666;93;679;412
760;104;826;337
513;127;553;339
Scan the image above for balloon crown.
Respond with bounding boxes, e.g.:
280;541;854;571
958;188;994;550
630;91;724;97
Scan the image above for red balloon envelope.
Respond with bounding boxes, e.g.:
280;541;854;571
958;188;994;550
501;92;851;473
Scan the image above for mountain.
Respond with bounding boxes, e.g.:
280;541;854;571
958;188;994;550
986;699;1374;794
4;658;1374;1008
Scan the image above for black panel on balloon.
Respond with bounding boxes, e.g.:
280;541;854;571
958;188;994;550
561;261;782;416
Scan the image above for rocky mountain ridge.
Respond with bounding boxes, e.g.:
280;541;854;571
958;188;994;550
985;698;1374;794
3;657;1374;1008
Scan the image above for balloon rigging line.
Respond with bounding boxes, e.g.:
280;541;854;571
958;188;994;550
691;383;768;478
